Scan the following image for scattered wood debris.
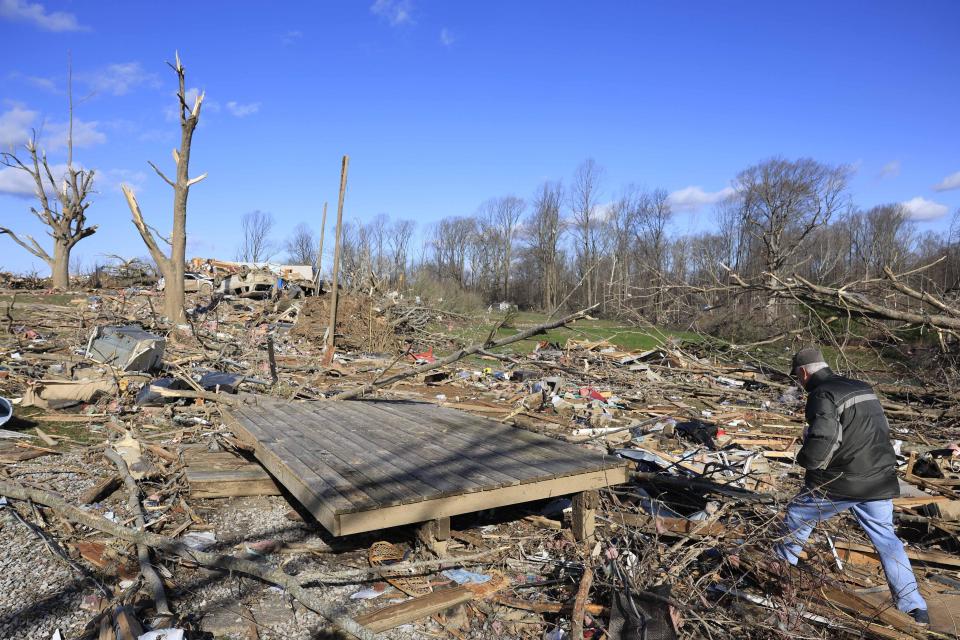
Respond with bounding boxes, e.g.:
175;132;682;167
0;284;958;639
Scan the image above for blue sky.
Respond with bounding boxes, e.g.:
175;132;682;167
1;0;958;274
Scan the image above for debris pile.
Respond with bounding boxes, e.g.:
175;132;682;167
0;284;958;639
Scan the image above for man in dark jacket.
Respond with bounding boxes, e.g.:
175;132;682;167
774;347;928;624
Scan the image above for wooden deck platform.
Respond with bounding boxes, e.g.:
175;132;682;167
223;399;629;536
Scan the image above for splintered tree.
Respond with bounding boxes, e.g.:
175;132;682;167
0;66;96;289
122;53;206;322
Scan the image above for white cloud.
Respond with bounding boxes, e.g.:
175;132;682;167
667;185;735;213
40;118;107;150
901;196;949;221
282;30;302;45
371;0;412;26
933;170;960;192
0;106;105;151
8;71;58;92
0;105;37;148
0;161;70;197
0;166;37;196
99;168;146;193
226;101;260;117
0;0;86;31
440;27;455;46
83;62;159;97
878;160;900;180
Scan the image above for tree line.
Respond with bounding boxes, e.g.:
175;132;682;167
4;53;959;338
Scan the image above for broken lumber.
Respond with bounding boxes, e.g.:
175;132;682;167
147;384;241;405
571;564;593;640
79;475;123;505
354;572;507;633
354;586;475;633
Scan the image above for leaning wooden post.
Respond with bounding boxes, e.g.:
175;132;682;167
324;156;349;365
314;201;328;289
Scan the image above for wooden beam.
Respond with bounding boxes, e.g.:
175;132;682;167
323;155;349;365
355;586;475;633
337;467;627;536
572;490;599;543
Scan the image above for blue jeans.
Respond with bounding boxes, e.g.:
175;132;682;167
774;491;927;613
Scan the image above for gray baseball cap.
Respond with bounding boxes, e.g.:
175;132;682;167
791;346;826;376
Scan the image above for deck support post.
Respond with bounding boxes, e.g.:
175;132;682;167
572;490;599;543
417;516;451;556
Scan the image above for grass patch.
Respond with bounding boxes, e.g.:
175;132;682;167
430;311;702;356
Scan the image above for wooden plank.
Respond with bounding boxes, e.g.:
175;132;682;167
306;401;520;492
364;401;592;481
338;466;629;536
184;451;282;498
309;402;493;496
354;586;474;633
233;406;380;512
399;401;604;467
266;405;412;508
421;402;621;472
222;410;352;530
834;540;960;569
276;401;466;501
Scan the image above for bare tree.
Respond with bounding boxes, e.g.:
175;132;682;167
283;223;317;266
569;159;604;307
122;53;207;322
526;181;564;310
1;62;96;289
636;188;672;321
849;204;915;279
734;157;850;280
494;196;525;300
388;219;415;288
236;211;276;263
431;217;475;286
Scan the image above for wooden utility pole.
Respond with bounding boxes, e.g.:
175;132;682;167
323;157;349;365
313;201;328;289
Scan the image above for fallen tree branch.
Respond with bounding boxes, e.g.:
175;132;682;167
331;304;599;401
148;384;242;405
0;479;377;640
104;447;172;622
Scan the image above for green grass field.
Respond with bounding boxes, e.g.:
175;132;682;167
433;310;703;355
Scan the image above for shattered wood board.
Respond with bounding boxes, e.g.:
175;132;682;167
223;399;629;536
184;450;282;498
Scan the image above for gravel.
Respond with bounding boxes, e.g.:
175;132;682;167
0;453;424;639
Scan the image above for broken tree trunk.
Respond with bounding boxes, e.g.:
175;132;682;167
0;478;378;640
122;52;206;323
104;448;172;623
331;304;599;401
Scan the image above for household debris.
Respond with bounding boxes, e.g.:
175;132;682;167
0;283;957;639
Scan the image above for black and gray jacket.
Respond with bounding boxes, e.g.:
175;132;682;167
796;368;899;501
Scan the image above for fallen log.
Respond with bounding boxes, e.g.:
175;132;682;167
331;305;598;401
104;448;172;622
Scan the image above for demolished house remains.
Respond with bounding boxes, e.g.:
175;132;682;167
0;276;958;640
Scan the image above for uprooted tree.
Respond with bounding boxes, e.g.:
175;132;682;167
0;68;96;289
122;52;206;322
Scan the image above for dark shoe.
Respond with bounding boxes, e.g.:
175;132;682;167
908;609;929;626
